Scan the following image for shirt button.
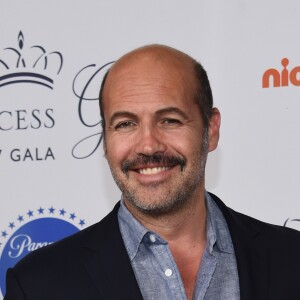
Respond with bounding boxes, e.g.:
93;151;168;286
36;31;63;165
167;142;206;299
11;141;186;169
164;269;172;277
149;234;156;243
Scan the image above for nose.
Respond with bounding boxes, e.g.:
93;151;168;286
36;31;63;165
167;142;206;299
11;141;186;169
134;125;167;156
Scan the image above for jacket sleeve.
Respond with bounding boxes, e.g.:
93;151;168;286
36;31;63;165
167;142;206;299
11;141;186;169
4;268;27;300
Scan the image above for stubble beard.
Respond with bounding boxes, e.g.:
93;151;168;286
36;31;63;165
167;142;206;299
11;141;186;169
108;129;209;217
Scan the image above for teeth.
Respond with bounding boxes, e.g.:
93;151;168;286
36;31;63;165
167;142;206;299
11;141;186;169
139;167;169;175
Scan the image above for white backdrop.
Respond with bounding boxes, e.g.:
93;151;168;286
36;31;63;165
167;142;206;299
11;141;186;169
1;0;300;298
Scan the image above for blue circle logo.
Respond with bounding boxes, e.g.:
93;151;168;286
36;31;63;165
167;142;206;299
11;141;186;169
0;207;86;297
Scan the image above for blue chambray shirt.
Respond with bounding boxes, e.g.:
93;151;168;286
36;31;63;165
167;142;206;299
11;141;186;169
118;192;240;299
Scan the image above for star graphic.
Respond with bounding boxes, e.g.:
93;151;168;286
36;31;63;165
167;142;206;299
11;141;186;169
59;209;66;216
79;219;85;227
9;222;15;229
17;215;24;222
49;207;55;214
27;210;34;217
38;207;44;214
69;213;76;220
1;231;8;238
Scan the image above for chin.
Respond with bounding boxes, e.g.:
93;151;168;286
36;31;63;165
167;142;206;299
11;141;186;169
125;192;188;217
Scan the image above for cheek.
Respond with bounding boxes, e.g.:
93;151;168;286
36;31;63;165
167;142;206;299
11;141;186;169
168;130;202;155
105;134;132;165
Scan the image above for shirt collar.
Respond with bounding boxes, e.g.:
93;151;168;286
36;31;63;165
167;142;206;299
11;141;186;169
118;192;234;261
118;199;149;260
205;191;234;254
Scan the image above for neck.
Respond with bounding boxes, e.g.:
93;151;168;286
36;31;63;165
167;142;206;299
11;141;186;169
124;188;207;244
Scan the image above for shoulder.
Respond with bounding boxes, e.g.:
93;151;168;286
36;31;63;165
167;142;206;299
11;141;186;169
231;206;300;243
4;204;124;299
208;193;300;298
209;192;300;248
13;202;121;275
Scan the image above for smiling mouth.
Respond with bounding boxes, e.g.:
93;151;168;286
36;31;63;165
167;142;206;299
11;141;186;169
121;153;186;175
137;166;171;175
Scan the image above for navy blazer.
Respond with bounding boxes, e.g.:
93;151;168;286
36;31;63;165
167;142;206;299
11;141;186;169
4;193;300;299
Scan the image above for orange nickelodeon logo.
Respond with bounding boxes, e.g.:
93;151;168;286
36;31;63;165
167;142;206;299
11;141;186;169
262;58;300;88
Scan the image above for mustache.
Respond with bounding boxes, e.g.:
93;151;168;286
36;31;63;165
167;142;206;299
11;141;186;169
121;153;186;174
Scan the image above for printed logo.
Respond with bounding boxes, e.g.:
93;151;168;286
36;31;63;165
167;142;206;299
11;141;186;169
72;61;114;159
0;31;64;163
0;31;63;89
0;207;86;297
262;58;300;88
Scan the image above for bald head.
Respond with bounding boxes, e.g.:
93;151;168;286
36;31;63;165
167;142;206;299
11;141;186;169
108;45;195;75
99;44;213;134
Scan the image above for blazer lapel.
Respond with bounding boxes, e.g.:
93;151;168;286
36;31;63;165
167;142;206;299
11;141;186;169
82;203;143;300
210;193;270;300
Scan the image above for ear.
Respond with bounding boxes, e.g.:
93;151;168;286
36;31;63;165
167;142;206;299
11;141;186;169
208;107;221;152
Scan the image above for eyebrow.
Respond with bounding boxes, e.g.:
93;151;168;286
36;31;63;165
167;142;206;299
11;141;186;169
108;106;189;126
155;107;189;120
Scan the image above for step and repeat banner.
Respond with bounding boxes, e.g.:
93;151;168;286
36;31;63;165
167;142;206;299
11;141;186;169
1;0;300;297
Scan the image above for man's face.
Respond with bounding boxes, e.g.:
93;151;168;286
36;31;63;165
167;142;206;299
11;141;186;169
103;52;218;216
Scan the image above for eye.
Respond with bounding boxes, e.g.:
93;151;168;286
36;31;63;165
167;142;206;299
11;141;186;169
115;121;136;130
161;118;182;126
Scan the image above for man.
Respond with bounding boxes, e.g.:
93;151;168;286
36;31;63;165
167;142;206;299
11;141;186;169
4;45;300;299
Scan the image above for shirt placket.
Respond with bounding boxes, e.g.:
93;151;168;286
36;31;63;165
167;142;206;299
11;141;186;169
148;232;187;300
193;248;217;300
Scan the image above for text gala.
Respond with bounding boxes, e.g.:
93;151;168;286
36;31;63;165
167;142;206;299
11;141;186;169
10;147;55;162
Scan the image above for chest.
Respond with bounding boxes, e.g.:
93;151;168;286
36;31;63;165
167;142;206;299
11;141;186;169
172;247;204;299
131;242;240;300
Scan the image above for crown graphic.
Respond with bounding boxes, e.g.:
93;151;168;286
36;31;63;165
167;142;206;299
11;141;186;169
0;31;63;89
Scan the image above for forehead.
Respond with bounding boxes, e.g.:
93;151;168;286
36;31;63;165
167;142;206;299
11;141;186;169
103;51;198;111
